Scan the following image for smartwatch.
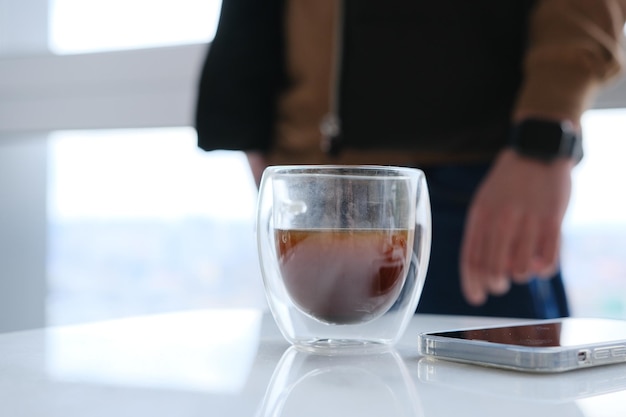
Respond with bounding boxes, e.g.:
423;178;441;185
508;118;583;163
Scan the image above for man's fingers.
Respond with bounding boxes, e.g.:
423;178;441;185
533;218;561;278
509;216;538;283
461;208;489;306
485;209;518;294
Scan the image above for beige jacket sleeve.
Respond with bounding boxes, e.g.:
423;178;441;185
514;0;626;122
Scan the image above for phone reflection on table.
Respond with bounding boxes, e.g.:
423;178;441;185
417;356;626;416
255;347;422;417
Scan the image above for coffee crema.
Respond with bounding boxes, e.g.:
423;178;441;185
275;228;413;324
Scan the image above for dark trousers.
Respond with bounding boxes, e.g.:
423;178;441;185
415;164;570;319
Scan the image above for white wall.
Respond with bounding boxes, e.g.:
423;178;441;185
0;44;207;133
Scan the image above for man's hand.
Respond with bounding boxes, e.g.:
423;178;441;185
460;149;575;305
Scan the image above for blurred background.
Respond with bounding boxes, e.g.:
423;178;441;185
1;0;625;333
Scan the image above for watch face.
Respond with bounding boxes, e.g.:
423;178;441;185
516;121;565;155
509;119;581;161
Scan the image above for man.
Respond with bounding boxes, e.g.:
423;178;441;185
195;0;626;318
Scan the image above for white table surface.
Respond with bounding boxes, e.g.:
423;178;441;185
1;309;626;417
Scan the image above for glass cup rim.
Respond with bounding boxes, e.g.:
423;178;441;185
264;165;423;180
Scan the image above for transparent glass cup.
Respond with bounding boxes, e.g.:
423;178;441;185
257;165;431;353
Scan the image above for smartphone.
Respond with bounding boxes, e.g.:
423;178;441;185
418;317;626;373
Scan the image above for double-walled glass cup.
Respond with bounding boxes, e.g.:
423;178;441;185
257;166;431;353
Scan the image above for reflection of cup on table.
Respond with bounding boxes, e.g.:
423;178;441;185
257;166;431;353
255;346;423;417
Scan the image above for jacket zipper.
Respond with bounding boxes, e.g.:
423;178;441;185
320;0;344;157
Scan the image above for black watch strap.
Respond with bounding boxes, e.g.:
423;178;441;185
509;119;583;163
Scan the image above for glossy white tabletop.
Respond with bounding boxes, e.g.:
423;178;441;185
2;309;626;417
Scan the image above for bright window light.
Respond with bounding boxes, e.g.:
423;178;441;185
562;108;626;319
47;128;265;326
48;0;222;54
48;128;256;221
565;108;626;229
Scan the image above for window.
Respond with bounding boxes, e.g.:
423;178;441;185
49;0;221;54
562;109;626;318
47;128;265;325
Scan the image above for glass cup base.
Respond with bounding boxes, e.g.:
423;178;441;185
293;338;393;355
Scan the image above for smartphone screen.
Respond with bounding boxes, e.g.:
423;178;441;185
427;318;626;348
